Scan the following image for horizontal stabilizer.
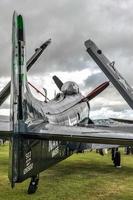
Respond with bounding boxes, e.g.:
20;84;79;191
0;116;11;139
0;131;11;139
21;123;133;146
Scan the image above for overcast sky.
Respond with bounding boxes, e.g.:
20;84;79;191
0;0;133;119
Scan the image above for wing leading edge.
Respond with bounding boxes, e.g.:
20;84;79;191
21;123;133;146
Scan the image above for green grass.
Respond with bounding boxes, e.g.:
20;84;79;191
0;145;133;200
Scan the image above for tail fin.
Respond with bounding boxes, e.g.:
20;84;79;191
9;11;28;187
10;11;27;132
9;12;50;188
8;12;75;189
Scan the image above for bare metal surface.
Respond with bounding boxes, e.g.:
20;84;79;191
85;39;133;110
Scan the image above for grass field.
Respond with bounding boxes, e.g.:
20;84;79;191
0;145;133;200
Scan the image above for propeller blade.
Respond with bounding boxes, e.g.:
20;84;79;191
53;75;63;90
83;81;109;101
50;81;109;113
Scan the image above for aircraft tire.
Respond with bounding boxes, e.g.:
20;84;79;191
28;183;37;194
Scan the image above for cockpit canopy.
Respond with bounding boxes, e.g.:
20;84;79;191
61;81;79;95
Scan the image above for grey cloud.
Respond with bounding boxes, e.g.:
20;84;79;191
0;0;133;76
90;103;130;113
0;101;10;109
0;0;133;118
90;107;133;120
83;72;108;90
89;83;131;112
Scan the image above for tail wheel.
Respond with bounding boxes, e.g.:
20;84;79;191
27;175;39;194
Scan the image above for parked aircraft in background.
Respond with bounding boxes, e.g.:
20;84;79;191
0;12;133;194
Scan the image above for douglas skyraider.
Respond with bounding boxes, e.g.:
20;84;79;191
0;12;133;194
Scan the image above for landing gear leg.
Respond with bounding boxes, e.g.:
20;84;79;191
112;149;121;168
27;174;39;194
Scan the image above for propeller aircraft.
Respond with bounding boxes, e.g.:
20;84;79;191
0;12;133;194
